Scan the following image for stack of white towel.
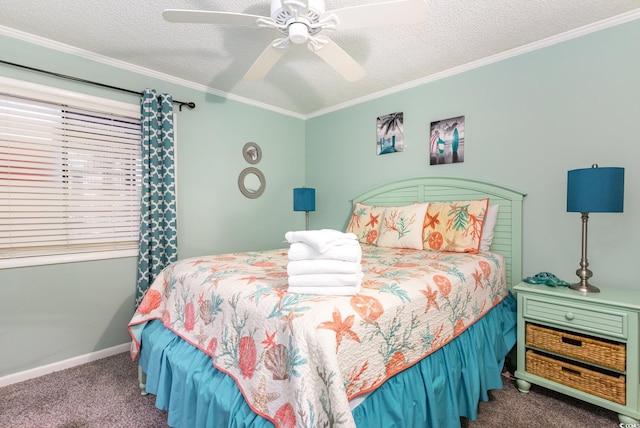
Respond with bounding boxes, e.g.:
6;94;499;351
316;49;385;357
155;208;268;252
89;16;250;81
285;229;363;295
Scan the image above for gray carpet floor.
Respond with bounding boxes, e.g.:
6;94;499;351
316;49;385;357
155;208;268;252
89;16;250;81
0;352;621;427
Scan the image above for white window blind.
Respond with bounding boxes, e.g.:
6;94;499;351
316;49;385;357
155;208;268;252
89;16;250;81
0;77;142;267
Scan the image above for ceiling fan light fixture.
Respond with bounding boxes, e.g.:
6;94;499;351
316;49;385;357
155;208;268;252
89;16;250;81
288;22;309;44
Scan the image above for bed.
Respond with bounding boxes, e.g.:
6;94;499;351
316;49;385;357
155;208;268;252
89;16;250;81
128;176;525;428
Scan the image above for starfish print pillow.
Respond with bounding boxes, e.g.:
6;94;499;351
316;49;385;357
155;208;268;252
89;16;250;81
422;198;489;253
346;202;386;244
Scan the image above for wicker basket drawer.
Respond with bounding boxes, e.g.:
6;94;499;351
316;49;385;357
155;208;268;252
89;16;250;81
526;350;626;405
526;323;626;372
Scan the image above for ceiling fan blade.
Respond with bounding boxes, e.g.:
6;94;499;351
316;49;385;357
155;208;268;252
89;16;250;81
311;38;366;82
328;0;427;30
162;9;264;27
244;44;287;81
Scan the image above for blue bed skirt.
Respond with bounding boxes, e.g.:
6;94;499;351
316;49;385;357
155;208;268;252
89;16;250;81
139;293;517;428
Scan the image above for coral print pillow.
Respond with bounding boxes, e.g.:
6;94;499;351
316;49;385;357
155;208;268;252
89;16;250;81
422;198;488;253
346;202;386;244
376;203;429;249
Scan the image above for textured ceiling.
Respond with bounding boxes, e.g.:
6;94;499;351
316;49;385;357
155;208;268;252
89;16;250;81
1;1;639;117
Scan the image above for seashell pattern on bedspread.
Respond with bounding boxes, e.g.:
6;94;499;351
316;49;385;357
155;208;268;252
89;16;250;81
128;244;508;428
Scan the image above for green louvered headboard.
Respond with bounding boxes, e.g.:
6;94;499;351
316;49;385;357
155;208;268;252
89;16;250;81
350;177;526;289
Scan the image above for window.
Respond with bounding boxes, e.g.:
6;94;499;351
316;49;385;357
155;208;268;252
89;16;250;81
0;77;141;268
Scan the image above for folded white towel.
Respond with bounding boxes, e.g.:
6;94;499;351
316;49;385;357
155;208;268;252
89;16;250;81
288;271;363;288
287;259;361;276
288;242;362;263
285;229;357;253
287;284;361;296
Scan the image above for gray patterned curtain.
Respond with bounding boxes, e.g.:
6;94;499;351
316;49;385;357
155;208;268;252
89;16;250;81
135;89;178;307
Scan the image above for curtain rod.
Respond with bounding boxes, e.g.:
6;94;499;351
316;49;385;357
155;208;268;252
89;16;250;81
0;59;196;111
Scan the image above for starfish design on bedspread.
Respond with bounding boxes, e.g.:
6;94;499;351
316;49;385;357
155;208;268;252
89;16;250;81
317;308;361;353
262;330;277;348
251;376;280;413
472;269;483;291
419;285;440;313
282;307;304;334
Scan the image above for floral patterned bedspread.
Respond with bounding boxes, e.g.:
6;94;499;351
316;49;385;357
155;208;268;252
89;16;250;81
128;245;508;428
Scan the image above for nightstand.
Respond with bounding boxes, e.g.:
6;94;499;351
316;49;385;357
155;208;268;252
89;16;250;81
513;282;640;424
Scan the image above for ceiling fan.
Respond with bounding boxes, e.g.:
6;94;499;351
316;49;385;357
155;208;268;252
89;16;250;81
163;0;428;82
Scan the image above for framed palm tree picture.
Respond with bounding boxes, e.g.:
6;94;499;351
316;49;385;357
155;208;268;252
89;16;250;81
376;112;404;155
429;116;464;165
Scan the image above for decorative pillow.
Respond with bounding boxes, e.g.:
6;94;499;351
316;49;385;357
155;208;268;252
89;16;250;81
480;204;499;252
346;202;386;244
422;198;489;253
376;203;429;249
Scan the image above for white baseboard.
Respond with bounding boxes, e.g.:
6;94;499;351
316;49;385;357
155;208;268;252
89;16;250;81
0;342;131;388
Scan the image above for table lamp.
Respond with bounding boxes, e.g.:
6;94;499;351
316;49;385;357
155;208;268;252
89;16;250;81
293;187;315;230
566;164;624;293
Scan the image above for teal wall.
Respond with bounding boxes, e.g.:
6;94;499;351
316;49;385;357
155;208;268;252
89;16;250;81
305;19;639;291
0;35;306;377
1;18;638;378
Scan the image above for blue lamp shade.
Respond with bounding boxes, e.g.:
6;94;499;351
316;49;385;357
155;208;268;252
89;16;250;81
293;187;316;212
567;166;624;213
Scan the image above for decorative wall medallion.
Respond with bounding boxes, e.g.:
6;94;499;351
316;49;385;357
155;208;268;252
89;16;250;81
243;142;262;164
238;167;266;199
